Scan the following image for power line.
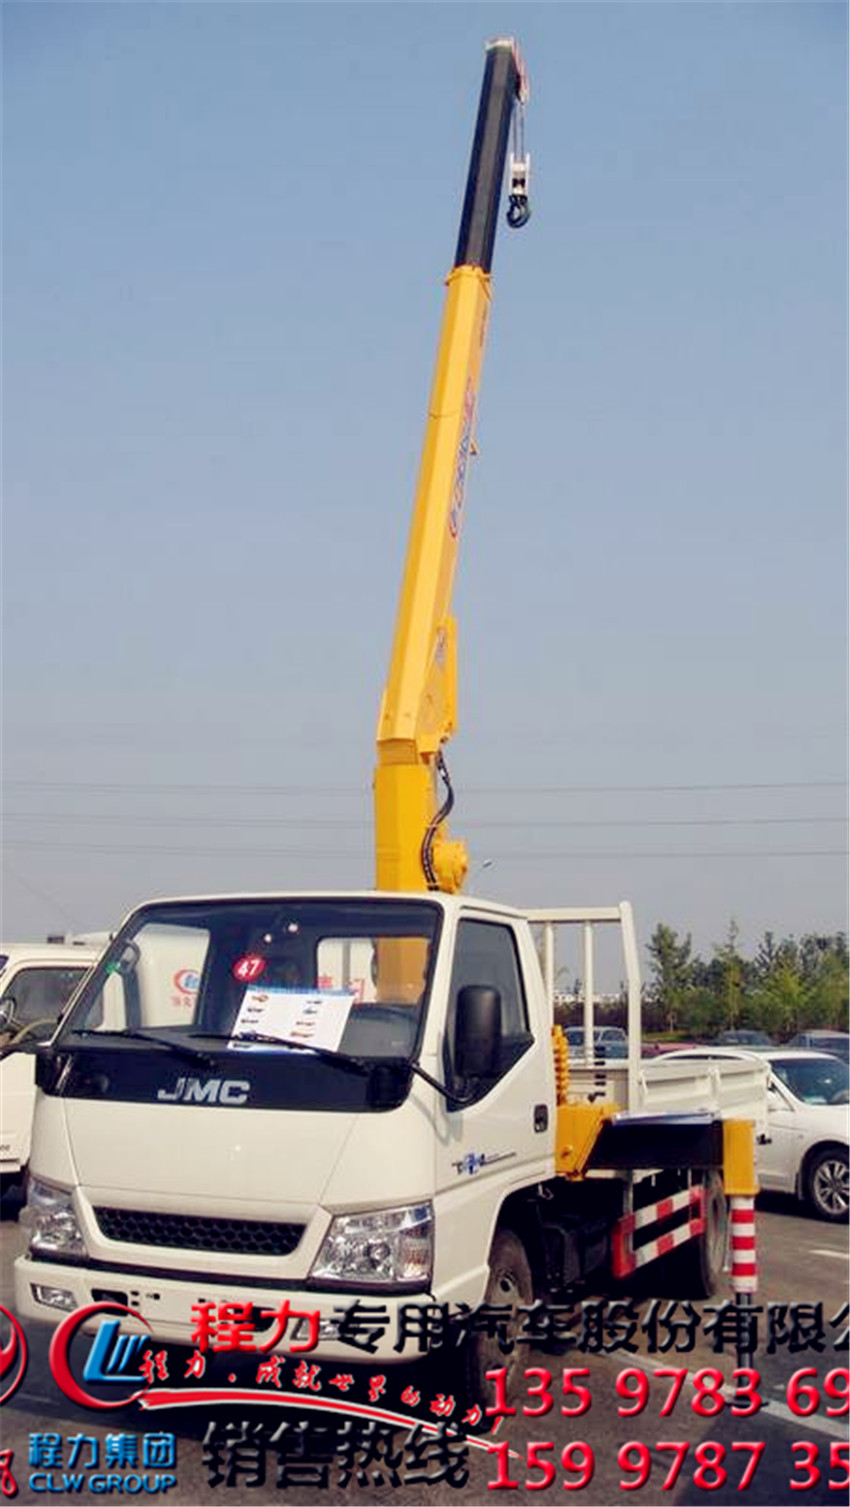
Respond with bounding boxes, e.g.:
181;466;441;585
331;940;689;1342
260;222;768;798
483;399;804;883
0;862;82;930
2;839;846;860
2;812;845;830
2;778;846;797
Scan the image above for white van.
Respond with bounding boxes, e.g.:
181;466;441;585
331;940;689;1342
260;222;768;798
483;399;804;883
0;943;101;1189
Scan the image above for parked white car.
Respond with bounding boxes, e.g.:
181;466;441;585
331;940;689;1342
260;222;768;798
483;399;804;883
0;942;101;1190
660;1046;848;1222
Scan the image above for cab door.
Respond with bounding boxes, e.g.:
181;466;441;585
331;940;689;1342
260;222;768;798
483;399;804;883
432;916;553;1295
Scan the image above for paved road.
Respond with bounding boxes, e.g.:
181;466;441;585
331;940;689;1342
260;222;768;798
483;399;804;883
1;1192;847;1505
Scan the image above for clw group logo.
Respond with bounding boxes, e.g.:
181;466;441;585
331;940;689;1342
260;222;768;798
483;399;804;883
48;1302;155;1410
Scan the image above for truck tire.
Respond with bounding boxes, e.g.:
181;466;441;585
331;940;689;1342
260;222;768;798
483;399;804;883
462;1226;533;1414
663;1173;727;1299
805;1147;849;1222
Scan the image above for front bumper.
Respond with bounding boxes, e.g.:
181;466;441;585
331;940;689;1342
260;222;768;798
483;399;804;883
14;1253;436;1365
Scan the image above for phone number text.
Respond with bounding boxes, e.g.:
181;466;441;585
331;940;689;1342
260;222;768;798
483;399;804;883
485;1365;849;1420
487;1440;850;1493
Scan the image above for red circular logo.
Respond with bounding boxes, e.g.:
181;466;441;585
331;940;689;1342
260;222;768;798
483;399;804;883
173;968;201;995
0;1304;28;1406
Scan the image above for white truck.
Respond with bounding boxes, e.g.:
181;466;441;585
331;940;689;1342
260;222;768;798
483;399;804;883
12;42;768;1410
0;942;101;1191
13;894;768;1405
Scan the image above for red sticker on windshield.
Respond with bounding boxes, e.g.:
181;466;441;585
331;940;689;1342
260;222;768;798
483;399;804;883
232;954;267;983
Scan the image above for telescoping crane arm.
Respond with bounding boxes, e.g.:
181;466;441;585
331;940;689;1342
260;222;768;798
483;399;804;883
374;38;530;895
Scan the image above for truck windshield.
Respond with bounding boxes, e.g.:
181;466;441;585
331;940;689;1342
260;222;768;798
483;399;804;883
58;898;441;1067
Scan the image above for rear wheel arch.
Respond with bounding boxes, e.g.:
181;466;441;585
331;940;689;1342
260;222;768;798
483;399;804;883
800;1141;849;1221
493;1189;548;1296
460;1220;534;1415
798;1139;847;1193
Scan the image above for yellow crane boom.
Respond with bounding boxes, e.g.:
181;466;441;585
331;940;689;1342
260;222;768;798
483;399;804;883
374;38;530;894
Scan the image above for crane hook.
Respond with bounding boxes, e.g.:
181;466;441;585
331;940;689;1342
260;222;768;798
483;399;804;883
506;151;531;229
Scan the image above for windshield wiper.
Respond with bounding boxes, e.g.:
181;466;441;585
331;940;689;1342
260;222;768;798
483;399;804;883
222;1030;370;1073
66;1028;218;1065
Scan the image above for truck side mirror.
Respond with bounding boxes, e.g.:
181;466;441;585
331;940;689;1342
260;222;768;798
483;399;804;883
454;985;501;1080
0;996;18;1032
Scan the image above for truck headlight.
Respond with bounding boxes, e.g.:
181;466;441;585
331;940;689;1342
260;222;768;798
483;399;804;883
310;1202;433;1290
20;1178;86;1260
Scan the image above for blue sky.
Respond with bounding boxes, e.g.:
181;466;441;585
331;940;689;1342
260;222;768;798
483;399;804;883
2;2;847;966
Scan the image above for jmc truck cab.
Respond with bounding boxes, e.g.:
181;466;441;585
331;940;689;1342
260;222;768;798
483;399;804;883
14;891;766;1404
0;942;100;1191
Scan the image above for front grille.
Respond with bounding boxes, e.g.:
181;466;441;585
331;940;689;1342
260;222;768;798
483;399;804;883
94;1206;304;1257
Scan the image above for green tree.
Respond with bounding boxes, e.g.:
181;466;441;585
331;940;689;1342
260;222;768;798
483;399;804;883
714;920;745;1030
647;921;847;1042
749;961;810;1039
684;986;726;1040
802;948;849;1029
750;930;848;1036
800;932;849;979
754;930;779;979
647;923;693;1034
754;930;798;983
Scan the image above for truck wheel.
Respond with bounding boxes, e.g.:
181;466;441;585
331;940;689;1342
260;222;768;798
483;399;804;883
663;1173;727;1299
462;1227;533;1414
805;1147;849;1222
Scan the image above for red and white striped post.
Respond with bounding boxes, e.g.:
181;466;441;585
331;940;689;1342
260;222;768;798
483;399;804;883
724;1122;759;1369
